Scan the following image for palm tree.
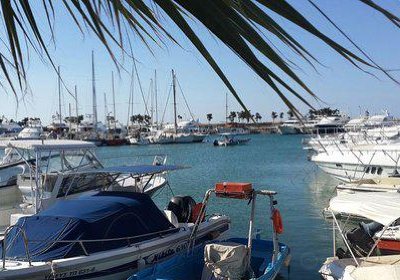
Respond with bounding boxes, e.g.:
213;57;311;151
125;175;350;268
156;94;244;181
243;110;252;123
228;111;236;123
255;113;262;123
287;110;294;118
279;112;284;121
271;111;278;123
0;1;398;115
206;113;213;124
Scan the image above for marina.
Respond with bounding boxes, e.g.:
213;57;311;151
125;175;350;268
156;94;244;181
0;134;335;279
1;1;400;280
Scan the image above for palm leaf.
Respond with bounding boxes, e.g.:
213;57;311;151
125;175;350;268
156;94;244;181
0;0;399;115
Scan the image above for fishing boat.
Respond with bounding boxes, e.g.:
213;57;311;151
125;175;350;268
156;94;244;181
320;191;400;280
130;182;291;280
0;191;230;279
213;134;251;146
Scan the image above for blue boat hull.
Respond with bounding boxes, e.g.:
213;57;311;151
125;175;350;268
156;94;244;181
129;237;290;280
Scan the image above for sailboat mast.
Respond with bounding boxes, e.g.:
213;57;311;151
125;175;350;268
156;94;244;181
225;92;228;124
58;66;62;126
150;79;154;127
91;51;98;130
112;71;116;130
154;70;158;129
172;69;178;133
75;85;79;119
104;92;108;125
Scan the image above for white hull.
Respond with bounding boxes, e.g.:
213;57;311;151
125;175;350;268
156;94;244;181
320;255;400;280
0;217;229;280
127;137;149;145
278;125;302;135
311;146;400;182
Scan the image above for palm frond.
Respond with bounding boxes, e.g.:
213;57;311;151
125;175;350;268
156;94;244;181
0;0;399;115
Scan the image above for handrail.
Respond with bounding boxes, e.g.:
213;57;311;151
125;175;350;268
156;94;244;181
2;225;32;269
17;226;182;245
1;225;183;268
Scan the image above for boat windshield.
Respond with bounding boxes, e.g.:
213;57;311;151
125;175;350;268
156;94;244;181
0;149;102;188
55;173;117;197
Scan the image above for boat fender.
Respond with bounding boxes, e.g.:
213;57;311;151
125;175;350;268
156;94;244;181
191;203;205;223
272;209;284;234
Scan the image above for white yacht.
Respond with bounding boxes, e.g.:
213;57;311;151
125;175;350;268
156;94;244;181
310;140;400;182
365;112;395;127
0;140;176;231
278;118;303;135
314;115;349;134
17;119;43;140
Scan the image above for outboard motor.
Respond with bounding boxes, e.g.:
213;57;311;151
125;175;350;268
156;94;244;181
166;196;196;223
337;222;383;258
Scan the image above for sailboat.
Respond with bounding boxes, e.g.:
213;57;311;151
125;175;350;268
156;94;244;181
104;72;127;146
76;51;104;146
150;70;205;144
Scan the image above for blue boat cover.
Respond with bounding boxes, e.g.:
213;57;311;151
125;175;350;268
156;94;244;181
0;192;176;261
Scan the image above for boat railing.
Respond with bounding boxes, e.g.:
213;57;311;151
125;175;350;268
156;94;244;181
2;224;32;269
1;226;183;264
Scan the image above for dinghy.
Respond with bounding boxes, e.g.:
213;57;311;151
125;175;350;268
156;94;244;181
130;182;291;280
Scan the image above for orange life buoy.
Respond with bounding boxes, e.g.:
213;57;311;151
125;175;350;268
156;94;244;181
191;203;205;223
272;209;284;234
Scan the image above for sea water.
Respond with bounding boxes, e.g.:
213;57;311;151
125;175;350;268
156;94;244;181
0;134;337;279
96;134;337;280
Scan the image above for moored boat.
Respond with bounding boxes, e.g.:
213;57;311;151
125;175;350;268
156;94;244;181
130;182;291;280
320;191;400;280
0;191;230;279
213;134;251;146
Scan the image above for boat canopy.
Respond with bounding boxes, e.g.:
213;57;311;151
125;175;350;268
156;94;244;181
0;139;96;151
329;192;400;226
68;164;188;176
1;192;175;261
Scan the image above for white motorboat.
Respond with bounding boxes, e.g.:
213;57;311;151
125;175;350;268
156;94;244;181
335;177;400;195
278;118;303;135
213;134;251;146
310;140;400;182
0;191;230;280
127;135;150;145
314;115;349;134
0;140;178;231
320;192;400;280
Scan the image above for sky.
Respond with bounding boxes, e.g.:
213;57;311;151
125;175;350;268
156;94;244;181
1;1;400;125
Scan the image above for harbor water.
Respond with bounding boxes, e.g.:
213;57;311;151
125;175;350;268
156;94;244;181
95;134;337;280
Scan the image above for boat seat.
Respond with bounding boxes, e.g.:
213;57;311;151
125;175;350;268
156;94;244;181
163;210;179;228
201;242;250;280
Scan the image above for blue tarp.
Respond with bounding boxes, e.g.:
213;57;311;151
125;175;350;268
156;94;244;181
1;192;175;261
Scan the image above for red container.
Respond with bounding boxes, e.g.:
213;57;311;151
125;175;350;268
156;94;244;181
215;182;253;199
